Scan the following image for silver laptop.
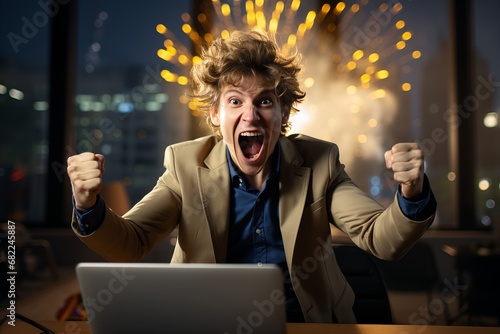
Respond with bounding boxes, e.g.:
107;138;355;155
76;262;287;334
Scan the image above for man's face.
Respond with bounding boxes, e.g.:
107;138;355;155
210;74;287;177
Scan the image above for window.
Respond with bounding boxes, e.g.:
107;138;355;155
0;2;51;225
473;0;500;230
74;0;191;207
284;0;453;227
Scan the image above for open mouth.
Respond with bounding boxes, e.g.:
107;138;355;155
239;132;264;159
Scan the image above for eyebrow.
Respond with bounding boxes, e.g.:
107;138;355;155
222;88;276;97
223;88;244;96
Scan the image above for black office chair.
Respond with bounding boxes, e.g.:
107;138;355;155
454;249;500;326
373;241;451;324
334;245;393;324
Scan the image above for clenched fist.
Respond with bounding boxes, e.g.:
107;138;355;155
384;143;424;200
67;152;105;211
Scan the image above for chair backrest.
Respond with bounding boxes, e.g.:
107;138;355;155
334;245;393;324
373;242;455;325
374;241;441;292
455;251;500;320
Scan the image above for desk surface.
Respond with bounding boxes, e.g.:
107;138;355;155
2;321;499;334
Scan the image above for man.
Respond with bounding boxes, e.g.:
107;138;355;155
67;30;436;323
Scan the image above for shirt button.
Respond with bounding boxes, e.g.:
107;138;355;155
84;224;89;228
256;198;260;203
257;262;263;266
256;228;261;234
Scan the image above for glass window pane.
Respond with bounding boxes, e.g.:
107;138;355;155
285;0;452;228
0;3;50;225
474;0;500;230
75;1;191;208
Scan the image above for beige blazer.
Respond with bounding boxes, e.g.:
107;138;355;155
72;134;435;323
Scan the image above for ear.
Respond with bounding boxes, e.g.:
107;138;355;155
210;108;220;126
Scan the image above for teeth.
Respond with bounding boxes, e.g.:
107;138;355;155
240;132;261;137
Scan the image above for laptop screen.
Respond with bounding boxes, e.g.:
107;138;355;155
76;262;287;334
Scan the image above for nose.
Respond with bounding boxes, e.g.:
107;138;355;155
242;105;260;123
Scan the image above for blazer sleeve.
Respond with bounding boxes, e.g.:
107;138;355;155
71;147;183;262
327;151;435;261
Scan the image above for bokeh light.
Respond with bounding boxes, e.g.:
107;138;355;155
155;0;420;166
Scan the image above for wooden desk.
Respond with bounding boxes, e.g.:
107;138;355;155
2;321;499;334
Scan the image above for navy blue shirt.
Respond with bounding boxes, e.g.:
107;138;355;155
225;145;305;322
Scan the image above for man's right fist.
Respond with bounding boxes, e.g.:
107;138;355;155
67;152;105;211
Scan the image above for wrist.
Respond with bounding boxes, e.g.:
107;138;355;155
75;197;97;212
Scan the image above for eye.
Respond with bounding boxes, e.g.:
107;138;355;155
229;98;241;106
259;98;273;107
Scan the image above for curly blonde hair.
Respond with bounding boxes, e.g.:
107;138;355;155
190;30;306;136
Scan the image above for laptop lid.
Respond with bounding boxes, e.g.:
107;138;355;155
76;262;287;334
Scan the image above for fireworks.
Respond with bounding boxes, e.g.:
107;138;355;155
156;0;421;164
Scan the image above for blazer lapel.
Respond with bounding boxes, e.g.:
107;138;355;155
278;137;310;268
195;137;310;265
197;140;230;263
